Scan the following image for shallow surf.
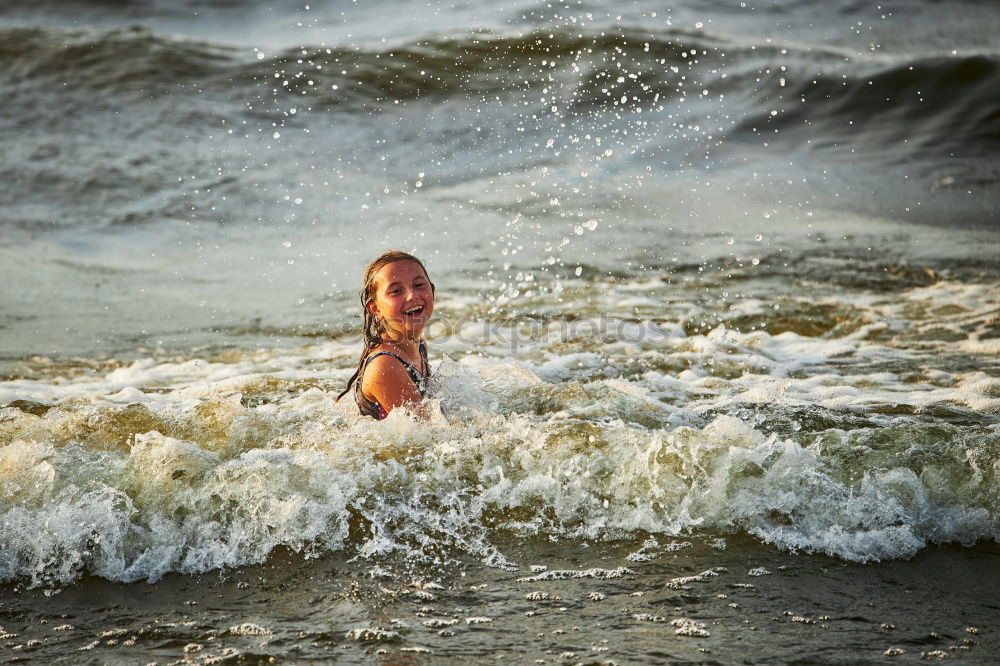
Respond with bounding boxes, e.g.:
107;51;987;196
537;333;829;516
1;0;999;663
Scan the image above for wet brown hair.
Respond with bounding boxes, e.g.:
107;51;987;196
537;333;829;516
336;250;435;402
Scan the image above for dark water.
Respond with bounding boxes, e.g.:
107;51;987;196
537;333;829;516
3;539;999;664
1;0;999;663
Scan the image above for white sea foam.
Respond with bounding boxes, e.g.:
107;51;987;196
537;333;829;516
1;278;998;587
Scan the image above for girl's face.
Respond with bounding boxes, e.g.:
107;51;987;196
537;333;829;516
367;260;434;342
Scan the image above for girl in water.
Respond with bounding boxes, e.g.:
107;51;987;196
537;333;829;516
337;250;434;419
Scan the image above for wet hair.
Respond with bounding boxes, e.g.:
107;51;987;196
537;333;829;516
336;250;434;402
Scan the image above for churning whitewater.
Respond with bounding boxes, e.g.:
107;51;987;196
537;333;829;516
3;273;998;587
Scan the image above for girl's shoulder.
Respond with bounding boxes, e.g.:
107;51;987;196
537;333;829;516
362;346;414;380
361;342;429;387
366;341;427;367
359;344;428;409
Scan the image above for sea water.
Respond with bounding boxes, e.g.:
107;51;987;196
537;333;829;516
1;0;998;662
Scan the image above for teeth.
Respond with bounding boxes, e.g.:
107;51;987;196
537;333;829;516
403;306;423;315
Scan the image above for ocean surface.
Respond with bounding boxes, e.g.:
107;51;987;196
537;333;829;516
1;0;999;663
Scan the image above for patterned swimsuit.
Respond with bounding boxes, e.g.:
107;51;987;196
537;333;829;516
355;341;429;419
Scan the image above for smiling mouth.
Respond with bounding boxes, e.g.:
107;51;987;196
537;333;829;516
402;306;425;317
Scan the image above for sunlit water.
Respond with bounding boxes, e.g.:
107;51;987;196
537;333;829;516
1;0;998;662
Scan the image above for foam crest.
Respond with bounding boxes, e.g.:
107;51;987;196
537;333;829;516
1;312;998;587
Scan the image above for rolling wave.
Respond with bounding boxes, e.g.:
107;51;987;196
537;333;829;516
732;54;1000;159
4;24;995;160
0;26;235;95
1;23;997;236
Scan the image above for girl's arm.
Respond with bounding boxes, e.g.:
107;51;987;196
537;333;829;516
361;354;425;417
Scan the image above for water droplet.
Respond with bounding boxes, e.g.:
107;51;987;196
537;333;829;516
754;233;763;241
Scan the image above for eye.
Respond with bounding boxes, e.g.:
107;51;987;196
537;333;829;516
388;288;401;295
